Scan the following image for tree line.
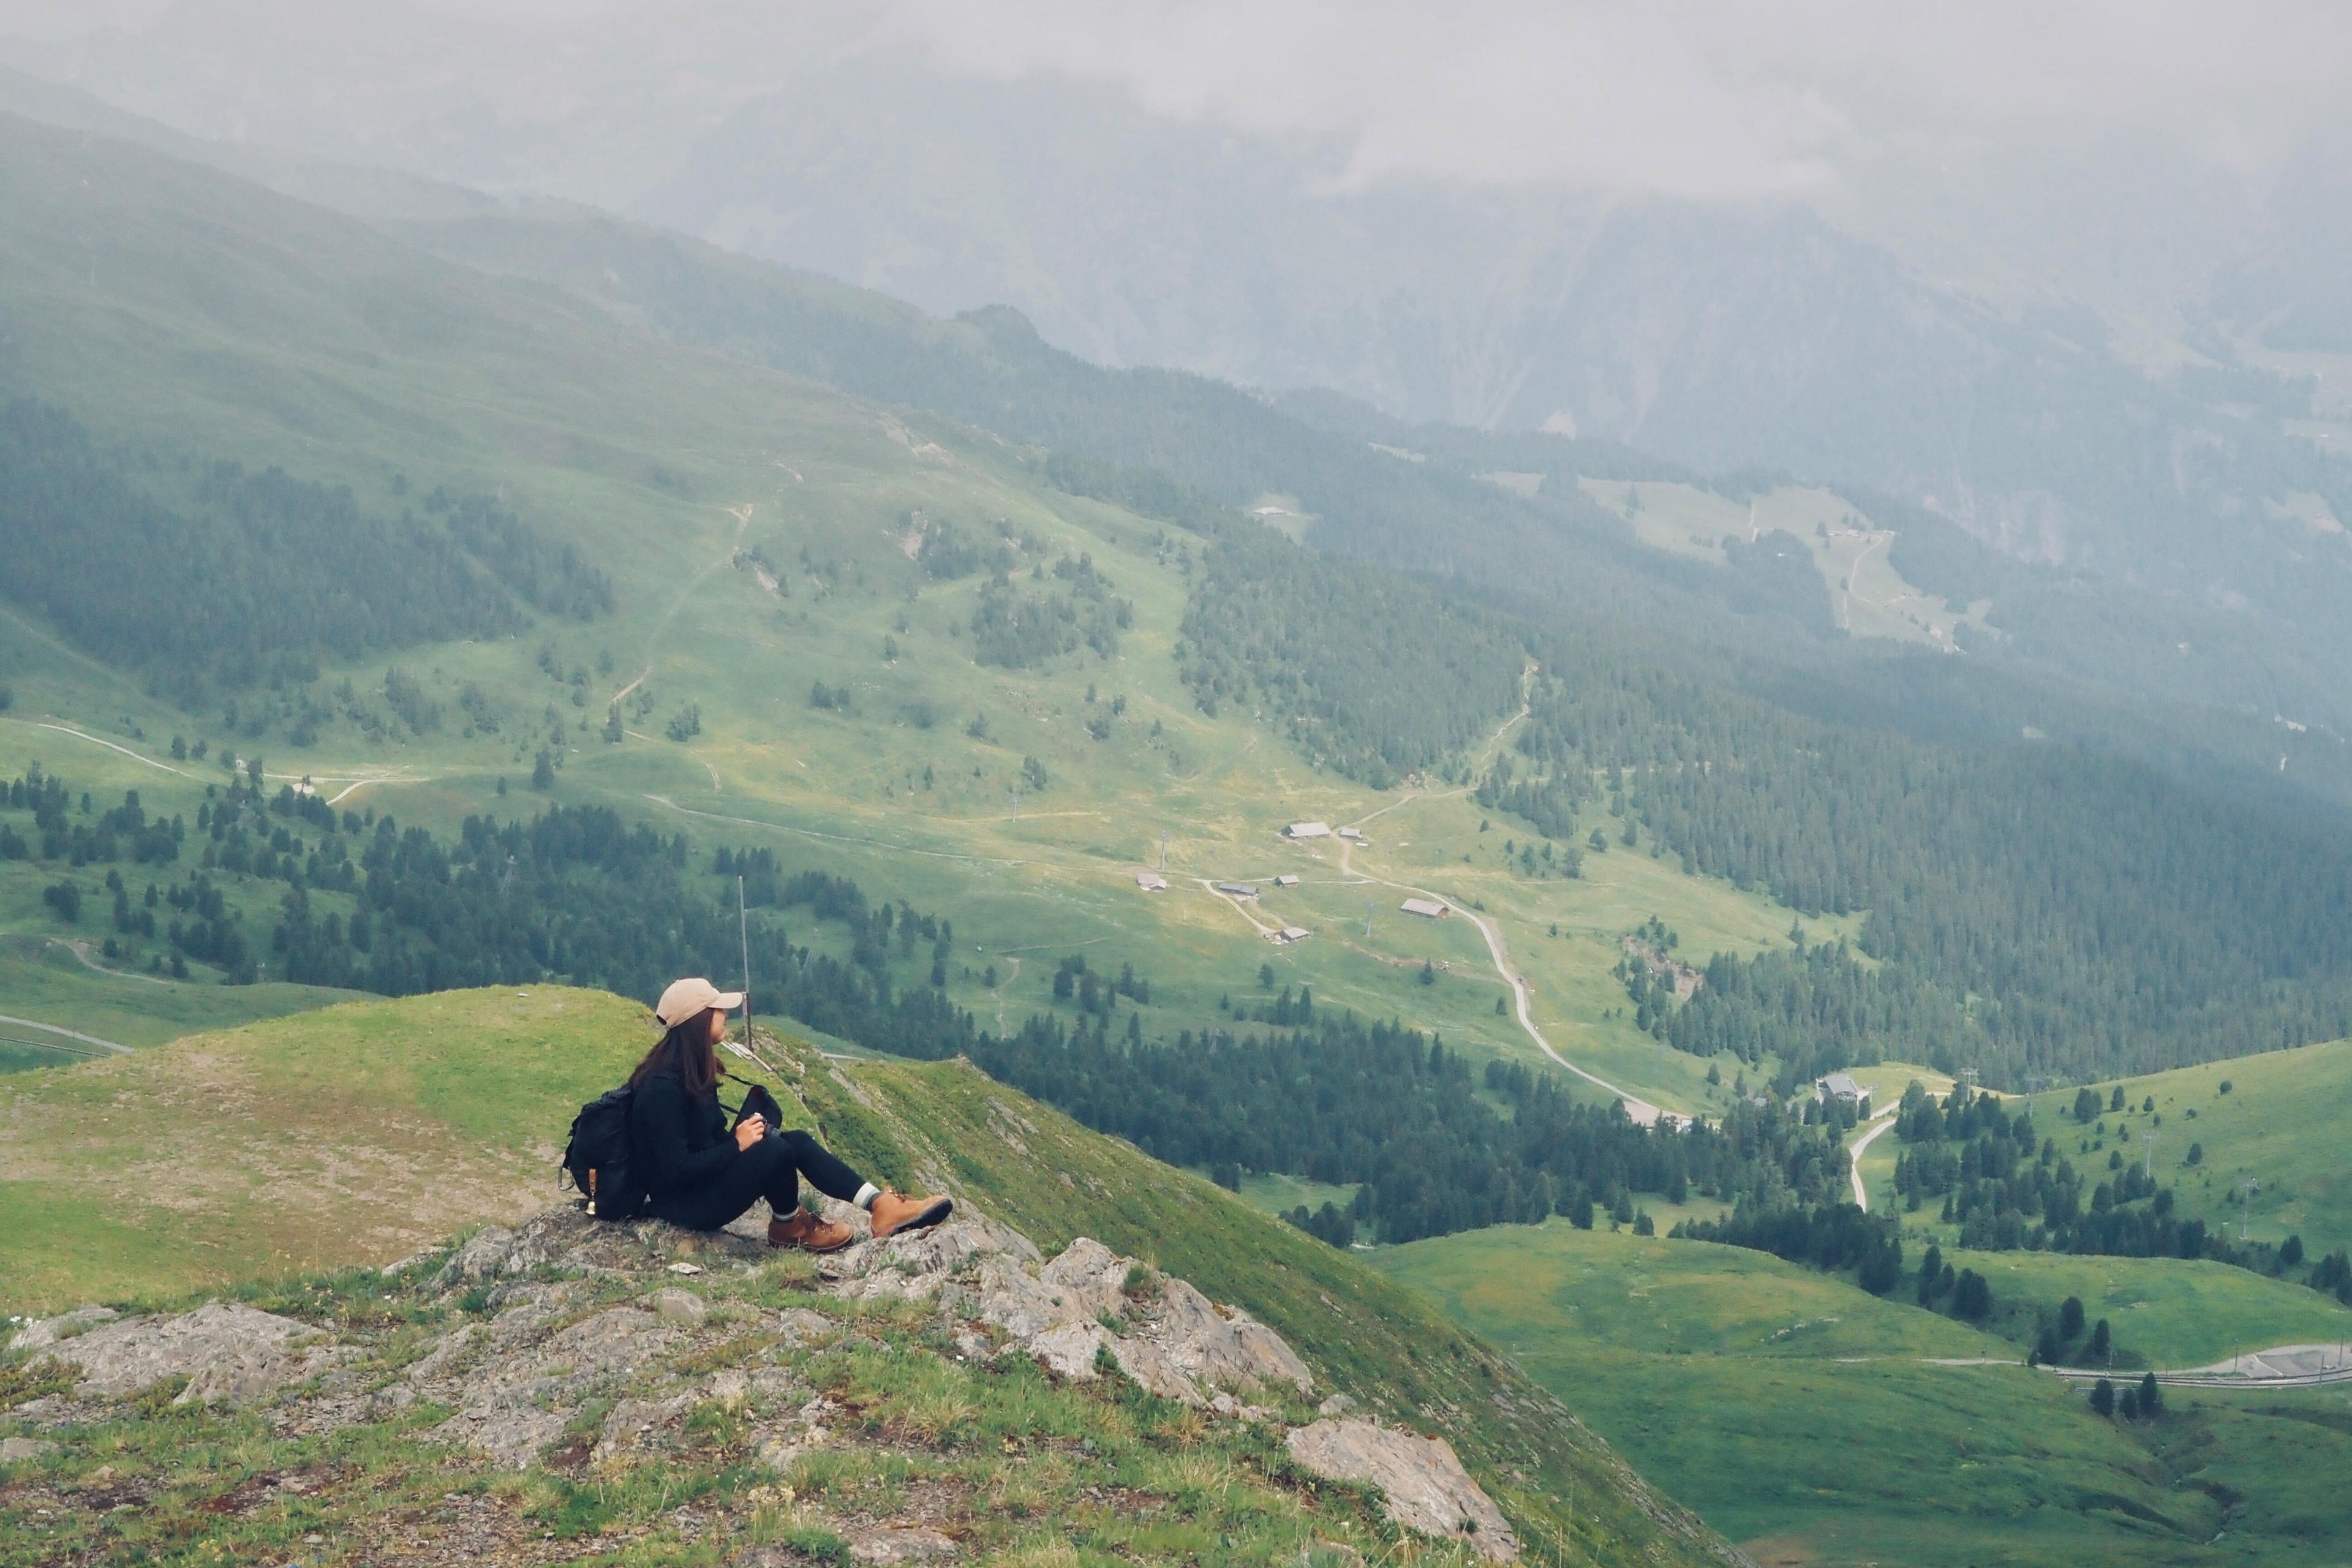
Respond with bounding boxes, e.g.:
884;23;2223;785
0;398;612;702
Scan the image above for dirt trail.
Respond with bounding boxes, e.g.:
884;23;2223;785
32;722;195;777
1846;1105;1899;1209
49;937;172;987
1199;880;1278;938
608;666;652;710
1335;819;1664;1125
0;1012;131;1055
1938;1344;2352;1390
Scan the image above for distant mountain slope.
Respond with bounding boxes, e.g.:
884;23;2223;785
7;67;2351;755
15;22;2350;611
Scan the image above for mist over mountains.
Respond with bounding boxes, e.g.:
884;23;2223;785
5;0;2351;718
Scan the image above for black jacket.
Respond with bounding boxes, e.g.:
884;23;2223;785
627;1068;735;1197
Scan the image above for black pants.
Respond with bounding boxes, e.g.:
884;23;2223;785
647;1130;867;1232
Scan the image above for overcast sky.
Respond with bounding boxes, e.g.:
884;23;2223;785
13;0;2348;202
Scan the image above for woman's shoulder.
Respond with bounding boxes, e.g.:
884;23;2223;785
631;1067;688;1103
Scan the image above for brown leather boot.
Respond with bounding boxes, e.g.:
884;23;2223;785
869;1190;954;1240
768;1207;854;1253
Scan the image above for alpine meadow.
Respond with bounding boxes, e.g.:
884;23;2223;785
3;13;2352;1567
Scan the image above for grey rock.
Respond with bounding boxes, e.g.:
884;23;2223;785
1284;1419;1518;1562
1023;1321;1115;1381
654;1287;709;1323
837;1219;1313;1406
769;1307;834;1344
8;1304;119;1352
432;1306;679;1465
435;1226;518;1286
32;1302;331;1407
405;1324;479;1385
1037;1237;1130;1323
846;1523;962;1562
593;1392;696;1461
1317;1393;1359;1417
1150;1278;1314;1396
829;1215;1039;1308
0;1436;56;1463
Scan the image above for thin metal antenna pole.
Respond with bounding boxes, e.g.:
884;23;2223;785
739;874;753;1047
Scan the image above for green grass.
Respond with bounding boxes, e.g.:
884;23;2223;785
1378;1220;2004;1362
1225;1171;1361;1222
2149;1384;2352;1559
2027;1039;2352;1258
1941;1248;2352;1370
0;986;650;1313
1377;1218;2348;1567
0;940;357;1058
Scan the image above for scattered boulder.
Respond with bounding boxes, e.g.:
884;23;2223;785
429;1304;679;1466
0;1436;56;1463
8;1305;119;1352
652;1287;709;1324
1286;1418;1519;1562
845;1523;962;1563
837;1219;1313;1407
24;1302;336;1408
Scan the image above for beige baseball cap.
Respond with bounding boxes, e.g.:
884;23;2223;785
654;976;745;1032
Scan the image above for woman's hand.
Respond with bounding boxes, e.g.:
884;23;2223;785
734;1114;766;1152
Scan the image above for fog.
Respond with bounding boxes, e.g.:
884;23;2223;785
20;0;2347;201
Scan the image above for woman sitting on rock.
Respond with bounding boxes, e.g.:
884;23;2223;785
628;978;951;1253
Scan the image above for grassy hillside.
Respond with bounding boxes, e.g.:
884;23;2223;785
0;987;646;1313
1577;478;1992;649
1853;1046;2352;1275
2051;1041;2352;1259
0;986;1734;1566
1378;1220;2352;1567
1938;1248;2352;1370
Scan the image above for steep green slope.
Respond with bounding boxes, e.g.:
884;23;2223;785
1379;1220;2352;1567
2046;1042;2352;1258
0;987;1735;1566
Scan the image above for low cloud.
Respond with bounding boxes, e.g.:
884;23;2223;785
876;0;2350;198
24;0;2351;201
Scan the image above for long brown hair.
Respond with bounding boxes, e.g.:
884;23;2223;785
629;1009;719;1098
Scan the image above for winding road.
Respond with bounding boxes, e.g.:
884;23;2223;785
1847;1106;1899;1209
0;1014;130;1056
1333;816;1667;1127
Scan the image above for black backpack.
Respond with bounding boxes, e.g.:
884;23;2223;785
560;1086;644;1220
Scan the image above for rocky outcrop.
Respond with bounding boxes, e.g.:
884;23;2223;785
3;1199;1536;1562
1287;1417;1520;1562
7;1204;1318;1459
9;1300;344;1408
835;1224;1314;1408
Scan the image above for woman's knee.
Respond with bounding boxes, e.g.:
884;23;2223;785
741;1135;795;1177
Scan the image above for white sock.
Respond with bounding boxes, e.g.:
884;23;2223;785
853;1183;881;1212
